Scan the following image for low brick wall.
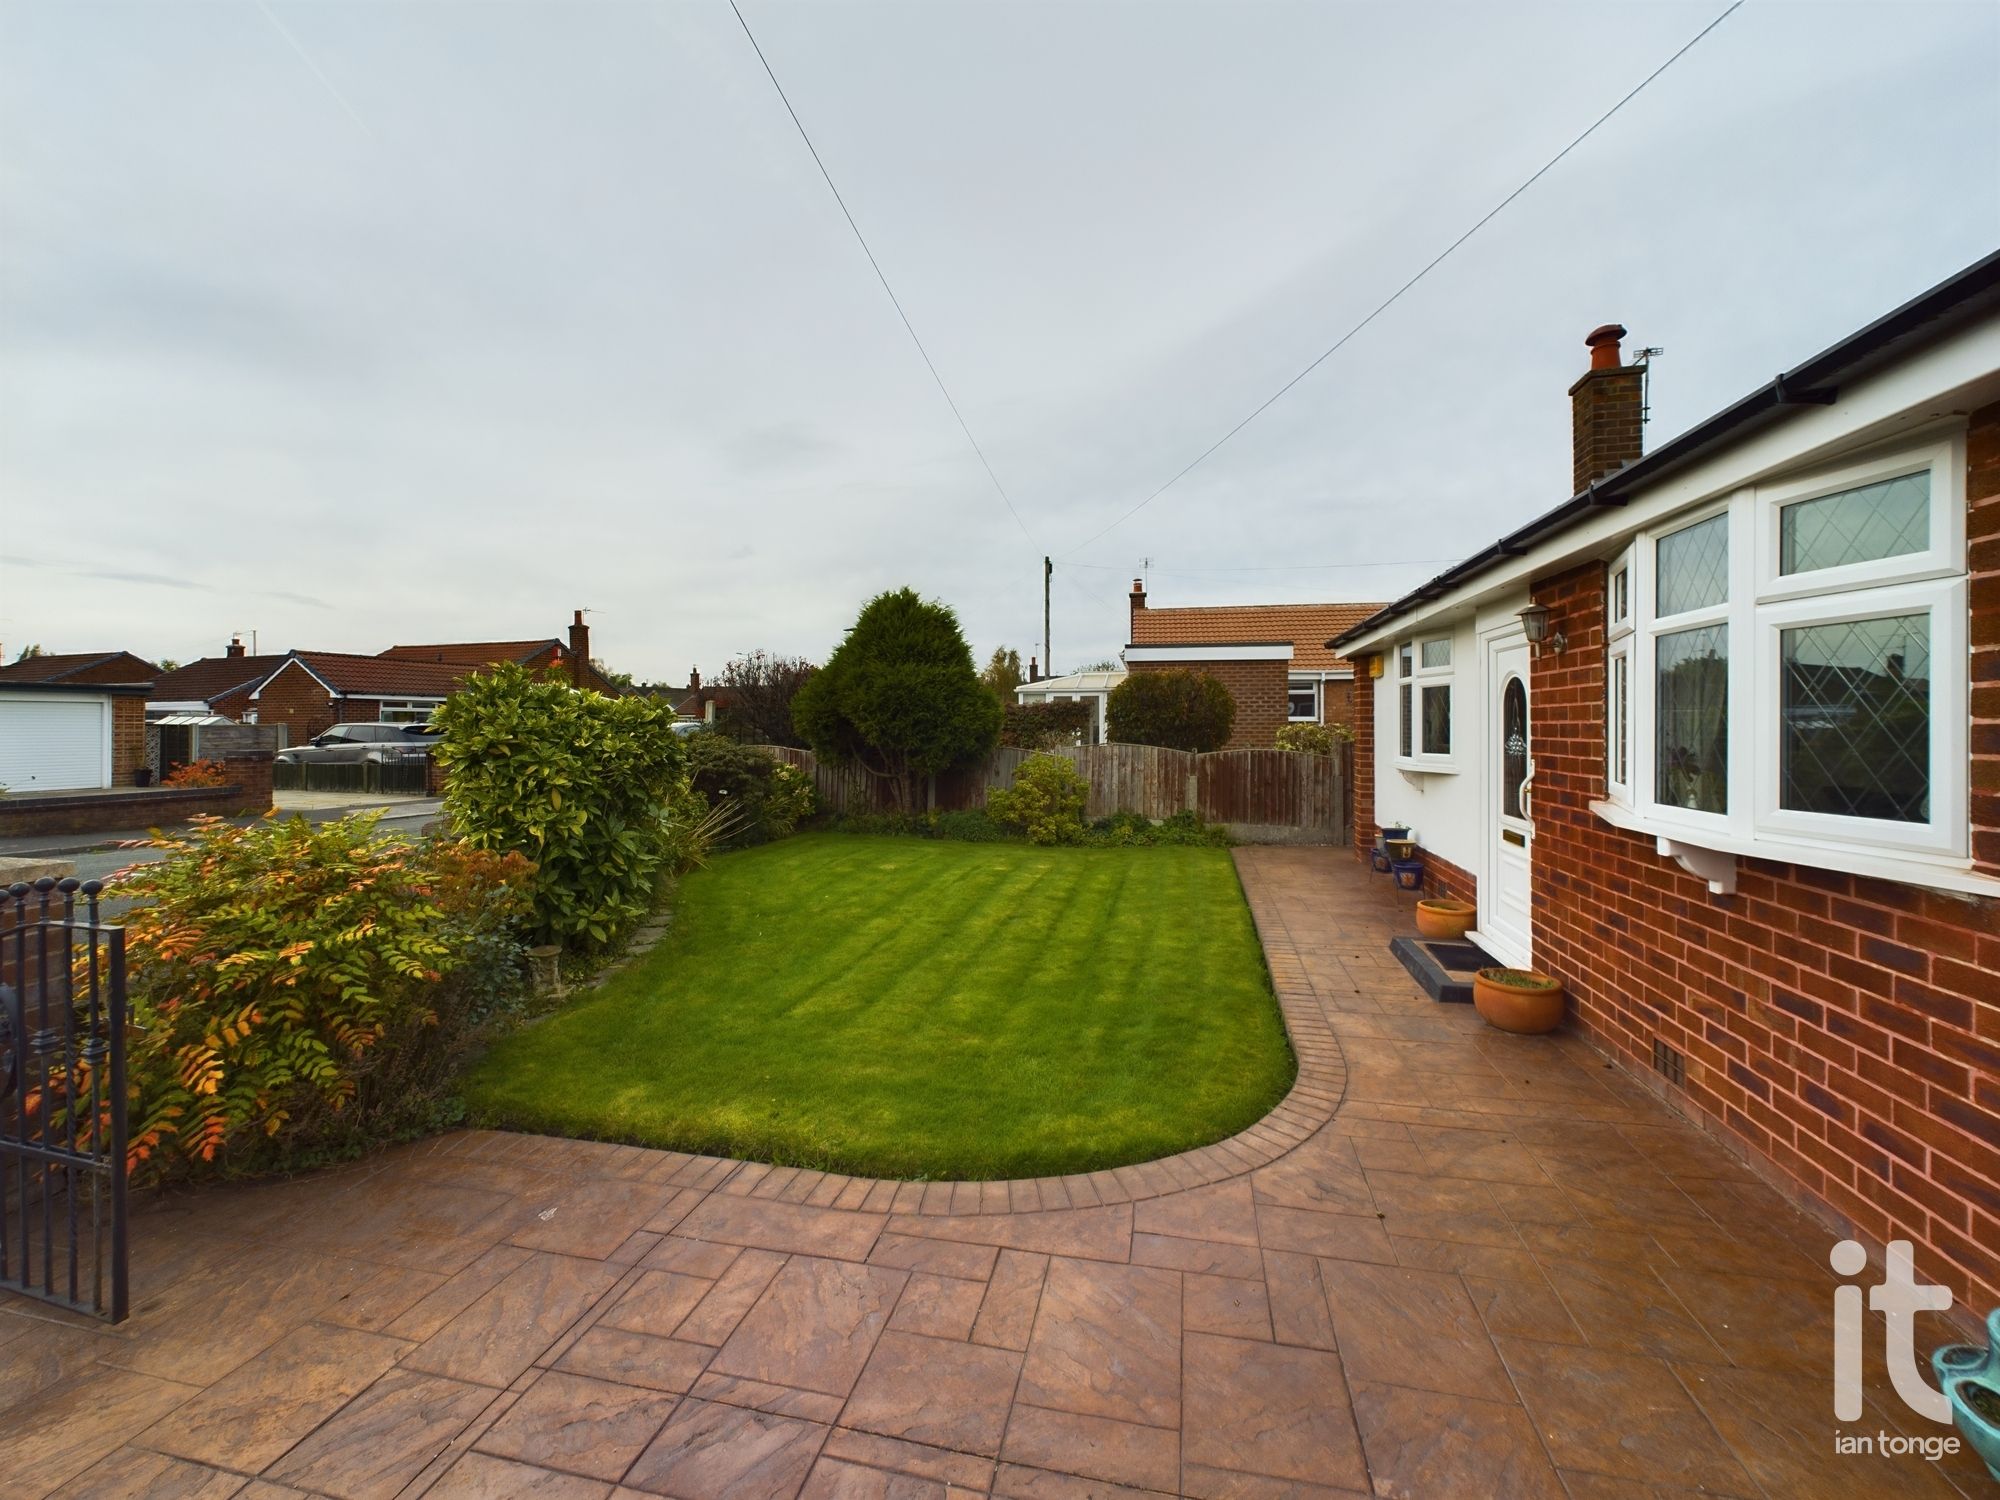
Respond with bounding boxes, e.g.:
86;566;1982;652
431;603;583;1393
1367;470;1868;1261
0;752;274;839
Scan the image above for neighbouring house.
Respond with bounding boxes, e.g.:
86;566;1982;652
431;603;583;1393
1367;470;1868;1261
0;681;149;792
673;666;734;724
1124;588;1384;749
148;610;621;748
1014;668;1126;745
1334;250;2000;1318
0;650;160;688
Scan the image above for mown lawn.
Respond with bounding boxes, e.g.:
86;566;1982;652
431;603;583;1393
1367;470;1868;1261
464;832;1295;1179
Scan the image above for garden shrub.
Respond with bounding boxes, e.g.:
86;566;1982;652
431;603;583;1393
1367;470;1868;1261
433;665;688;948
1106;669;1235;752
108;814;533;1184
682;732;818;845
985;755;1089;845
1275;722;1351;753
932;809;1010;842
161;758;228;788
792;588;1001;810
1001;699;1091;750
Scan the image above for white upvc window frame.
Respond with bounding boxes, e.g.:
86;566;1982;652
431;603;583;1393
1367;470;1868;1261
1394;634;1456;772
377;698;445;723
1605;544;1636;805
1605;429;1969;878
1287;675;1321;722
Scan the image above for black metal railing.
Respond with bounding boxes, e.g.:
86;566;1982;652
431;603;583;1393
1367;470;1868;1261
272;757;430;795
0;878;128;1322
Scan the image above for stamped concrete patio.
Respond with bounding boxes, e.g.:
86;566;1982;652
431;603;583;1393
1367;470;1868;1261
1;848;1988;1500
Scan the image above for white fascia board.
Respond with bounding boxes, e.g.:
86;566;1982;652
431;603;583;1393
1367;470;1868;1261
145;700;209;713
1340;317;2000;654
1124;644;1294;663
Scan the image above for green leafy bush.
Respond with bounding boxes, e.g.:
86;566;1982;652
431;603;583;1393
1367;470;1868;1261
1001;699;1091;750
1274;723;1332;755
986;754;1089;845
1106;669;1235;752
932;809;1011;842
683;732;817;845
433;665;688;947
792;589;1001;810
105;815;533;1184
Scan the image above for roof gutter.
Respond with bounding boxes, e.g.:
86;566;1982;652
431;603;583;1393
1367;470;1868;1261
1330;247;2000;651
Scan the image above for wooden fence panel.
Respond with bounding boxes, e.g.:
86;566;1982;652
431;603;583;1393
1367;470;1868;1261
749;742;1345;840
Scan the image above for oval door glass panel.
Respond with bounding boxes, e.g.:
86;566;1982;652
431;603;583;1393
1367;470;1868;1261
1502;676;1528;820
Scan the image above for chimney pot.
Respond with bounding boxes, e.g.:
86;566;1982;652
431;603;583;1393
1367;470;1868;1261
1130;577;1146;612
567;609;590;689
226;635;246;658
1585;323;1628;370
1028;655;1039;683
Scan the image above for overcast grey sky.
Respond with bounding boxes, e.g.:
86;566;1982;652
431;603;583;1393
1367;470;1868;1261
2;1;1995;681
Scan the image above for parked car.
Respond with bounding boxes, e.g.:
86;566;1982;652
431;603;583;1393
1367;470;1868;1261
276;722;441;767
670;719;709;737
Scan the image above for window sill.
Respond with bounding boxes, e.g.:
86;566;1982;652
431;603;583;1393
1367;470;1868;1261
1394;760;1459;778
1588;799;2000;899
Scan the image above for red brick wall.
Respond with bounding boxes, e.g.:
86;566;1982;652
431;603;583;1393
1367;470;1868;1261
1351;657;1377;861
1529;404;2000;1319
112;696;147;788
253;664;338;743
1420;847;1478;906
1320;677;1356;731
1126;659;1289;750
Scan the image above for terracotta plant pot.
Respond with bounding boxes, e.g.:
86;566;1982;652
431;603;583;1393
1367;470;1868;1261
1472;967;1565;1034
1415;898;1475;942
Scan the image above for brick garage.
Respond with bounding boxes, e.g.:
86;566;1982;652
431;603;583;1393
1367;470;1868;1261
1125;586;1381;748
1124;654;1291;750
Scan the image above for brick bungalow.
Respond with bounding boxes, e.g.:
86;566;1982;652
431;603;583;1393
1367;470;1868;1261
1334;250;2000;1317
1124;588;1383;749
149;611;620;745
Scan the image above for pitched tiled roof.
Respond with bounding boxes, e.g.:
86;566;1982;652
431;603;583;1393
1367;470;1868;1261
377;640;561;667
0;650;158;684
1129;602;1387;671
288;652;481;698
149;655;291;705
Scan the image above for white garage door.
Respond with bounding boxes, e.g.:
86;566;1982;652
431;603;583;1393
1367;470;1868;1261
0;695;111;791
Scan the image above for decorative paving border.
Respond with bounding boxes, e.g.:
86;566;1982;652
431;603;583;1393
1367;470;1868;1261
667;848;1348;1216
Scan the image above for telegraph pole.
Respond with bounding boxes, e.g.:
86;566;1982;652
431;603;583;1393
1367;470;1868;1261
1043;557;1052;682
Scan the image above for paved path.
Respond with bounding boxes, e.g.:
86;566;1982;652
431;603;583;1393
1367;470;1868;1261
0;848;1986;1498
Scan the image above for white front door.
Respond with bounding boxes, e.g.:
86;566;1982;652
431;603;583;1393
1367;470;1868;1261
1480;636;1534;968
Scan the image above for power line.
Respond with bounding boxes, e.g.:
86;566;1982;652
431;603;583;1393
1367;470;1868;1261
1061;0;1743;557
728;0;1036;545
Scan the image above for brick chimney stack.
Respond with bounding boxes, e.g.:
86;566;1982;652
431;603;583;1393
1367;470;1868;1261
1569;323;1645;494
226;635;246;658
568;610;590;688
689;665;701;694
1028;655;1039;684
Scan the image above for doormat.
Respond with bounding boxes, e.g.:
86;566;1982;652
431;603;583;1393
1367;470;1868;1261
1389;935;1496;1005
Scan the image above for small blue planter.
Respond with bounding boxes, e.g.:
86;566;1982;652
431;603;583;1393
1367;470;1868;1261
1390;858;1425;892
1369;847;1392;873
1932;1307;2000;1481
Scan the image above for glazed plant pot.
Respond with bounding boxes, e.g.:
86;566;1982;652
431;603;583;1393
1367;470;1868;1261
1390;859;1425;892
1369;847;1392;873
1379;825;1410;843
1933;1307;2000;1481
1472;967;1565;1034
1415;898;1476;942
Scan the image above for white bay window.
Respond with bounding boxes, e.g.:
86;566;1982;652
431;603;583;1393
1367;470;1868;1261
1395;634;1454;770
1603;433;1968;875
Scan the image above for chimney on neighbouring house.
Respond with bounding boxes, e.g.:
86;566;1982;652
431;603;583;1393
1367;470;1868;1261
1569;323;1645;494
226;635;246;658
1130;577;1146;610
568;609;589;688
1028;655;1039;683
688;665;701;694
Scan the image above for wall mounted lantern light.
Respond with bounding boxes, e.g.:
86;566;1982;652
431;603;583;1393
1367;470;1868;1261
1518;603;1565;656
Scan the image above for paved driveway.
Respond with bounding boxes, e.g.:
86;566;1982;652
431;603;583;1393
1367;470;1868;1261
0;849;1985;1499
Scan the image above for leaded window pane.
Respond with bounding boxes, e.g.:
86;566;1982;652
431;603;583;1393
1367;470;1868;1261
1502;678;1528;819
1421;638;1451;669
1657;625;1727;813
1398;644;1413;678
1781;473;1928;575
1421;684;1451;756
1398;684;1412;758
1781;613;1929;823
1611;567;1629;625
1656;513;1729;617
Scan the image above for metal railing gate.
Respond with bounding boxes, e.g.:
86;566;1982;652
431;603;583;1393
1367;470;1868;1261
0;878;129;1322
